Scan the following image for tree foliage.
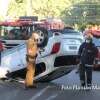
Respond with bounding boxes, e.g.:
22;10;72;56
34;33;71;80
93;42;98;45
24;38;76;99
61;0;100;25
1;0;100;26
7;0;26;18
31;0;71;19
7;0;71;19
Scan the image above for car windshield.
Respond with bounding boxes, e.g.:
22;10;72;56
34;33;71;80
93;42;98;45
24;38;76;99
93;37;100;46
62;29;80;35
0;26;30;40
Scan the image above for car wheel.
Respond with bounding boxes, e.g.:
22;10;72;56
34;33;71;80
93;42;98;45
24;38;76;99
35;27;48;48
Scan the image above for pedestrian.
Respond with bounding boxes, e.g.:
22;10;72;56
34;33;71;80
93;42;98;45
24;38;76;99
78;34;98;88
25;31;39;89
0;41;4;65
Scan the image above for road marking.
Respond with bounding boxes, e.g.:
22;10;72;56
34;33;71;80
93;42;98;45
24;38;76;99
45;94;58;100
30;86;50;100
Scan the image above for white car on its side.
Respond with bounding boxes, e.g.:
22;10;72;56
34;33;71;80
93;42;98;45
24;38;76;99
0;28;84;82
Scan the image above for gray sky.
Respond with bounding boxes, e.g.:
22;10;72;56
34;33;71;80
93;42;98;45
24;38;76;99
0;0;11;17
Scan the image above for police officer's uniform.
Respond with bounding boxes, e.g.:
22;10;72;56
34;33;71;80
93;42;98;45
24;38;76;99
25;32;38;88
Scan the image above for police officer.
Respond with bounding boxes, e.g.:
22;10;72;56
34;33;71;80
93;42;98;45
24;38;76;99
78;34;98;87
0;41;4;65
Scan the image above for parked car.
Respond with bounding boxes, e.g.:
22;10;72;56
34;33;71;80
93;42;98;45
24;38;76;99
61;28;84;56
0;28;84;82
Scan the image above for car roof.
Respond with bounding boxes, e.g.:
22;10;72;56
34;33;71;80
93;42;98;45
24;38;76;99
62;29;80;34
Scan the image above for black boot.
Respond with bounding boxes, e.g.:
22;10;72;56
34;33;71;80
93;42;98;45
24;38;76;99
80;80;86;87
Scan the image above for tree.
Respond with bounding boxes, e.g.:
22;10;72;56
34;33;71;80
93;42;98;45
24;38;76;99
61;0;100;26
31;0;71;19
7;0;26;18
7;0;71;19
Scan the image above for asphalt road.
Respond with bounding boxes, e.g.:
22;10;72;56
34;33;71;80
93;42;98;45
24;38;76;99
0;68;100;100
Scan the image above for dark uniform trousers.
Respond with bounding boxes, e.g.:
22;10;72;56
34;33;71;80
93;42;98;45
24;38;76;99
79;63;92;86
25;61;35;87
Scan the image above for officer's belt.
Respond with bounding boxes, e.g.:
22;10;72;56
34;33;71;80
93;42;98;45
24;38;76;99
26;54;37;64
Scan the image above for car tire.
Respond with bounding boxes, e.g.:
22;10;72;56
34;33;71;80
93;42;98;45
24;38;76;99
35;27;48;48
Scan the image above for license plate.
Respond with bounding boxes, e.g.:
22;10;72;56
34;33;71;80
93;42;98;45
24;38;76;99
69;46;77;49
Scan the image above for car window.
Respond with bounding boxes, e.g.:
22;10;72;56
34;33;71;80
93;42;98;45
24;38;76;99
62;29;80;35
0;26;30;40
